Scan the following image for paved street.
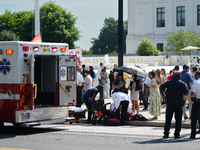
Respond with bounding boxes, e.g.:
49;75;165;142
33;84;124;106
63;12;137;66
0;123;200;150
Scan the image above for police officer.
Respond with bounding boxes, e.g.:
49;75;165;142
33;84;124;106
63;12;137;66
190;71;200;139
81;85;103;123
160;72;188;139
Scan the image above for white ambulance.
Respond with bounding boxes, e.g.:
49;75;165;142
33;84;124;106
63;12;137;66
0;41;77;127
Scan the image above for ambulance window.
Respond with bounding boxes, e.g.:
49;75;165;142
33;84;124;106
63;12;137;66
67;67;75;81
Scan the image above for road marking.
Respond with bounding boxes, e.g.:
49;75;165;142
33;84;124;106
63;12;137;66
0;147;32;150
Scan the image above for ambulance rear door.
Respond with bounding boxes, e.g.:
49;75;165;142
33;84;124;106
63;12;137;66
58;55;77;106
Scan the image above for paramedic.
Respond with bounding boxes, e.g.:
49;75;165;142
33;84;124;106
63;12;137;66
160;72;188;139
77;67;85;107
190;71;200;139
81;85;103;123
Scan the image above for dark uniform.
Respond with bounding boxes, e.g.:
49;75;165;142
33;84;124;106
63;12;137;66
190;78;200;139
160;73;188;139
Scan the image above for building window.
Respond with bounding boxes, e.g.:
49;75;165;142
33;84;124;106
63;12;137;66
177;6;185;26
157;8;165;27
157;43;163;52
198;5;200;25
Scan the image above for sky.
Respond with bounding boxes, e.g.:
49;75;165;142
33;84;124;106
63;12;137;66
0;0;128;50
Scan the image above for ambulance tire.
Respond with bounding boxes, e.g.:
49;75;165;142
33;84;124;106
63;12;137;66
0;122;4;128
12;123;21;128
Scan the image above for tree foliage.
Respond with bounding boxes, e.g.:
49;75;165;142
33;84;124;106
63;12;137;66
0;30;19;41
165;28;200;55
82;49;93;55
136;38;161;56
0;1;80;49
90;17;127;54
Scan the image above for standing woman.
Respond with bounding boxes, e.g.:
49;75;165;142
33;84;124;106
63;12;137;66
112;73;125;92
155;69;162;85
89;66;95;87
147;71;161;120
129;74;140;114
161;68;167;84
100;67;109;99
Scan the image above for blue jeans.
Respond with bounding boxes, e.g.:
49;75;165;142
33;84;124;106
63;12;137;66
139;90;148;109
82;98;93;121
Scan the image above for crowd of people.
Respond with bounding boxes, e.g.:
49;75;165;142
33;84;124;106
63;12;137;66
76;63;200;139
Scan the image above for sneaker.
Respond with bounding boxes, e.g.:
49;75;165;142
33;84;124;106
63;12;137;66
143;108;148;110
184;117;189;120
163;134;169;138
197;130;200;134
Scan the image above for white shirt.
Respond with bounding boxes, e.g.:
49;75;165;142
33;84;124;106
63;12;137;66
77;71;84;86
144;77;151;86
191;78;200;98
84;75;92;90
97;67;102;79
111;92;131;113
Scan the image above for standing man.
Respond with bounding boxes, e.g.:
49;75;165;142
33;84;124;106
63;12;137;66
81;85;103;123
190;71;200;139
113;64;118;72
160;72;188;139
81;64;86;78
82;70;92;92
77;67;85;107
181;64;193;119
97;63;103;99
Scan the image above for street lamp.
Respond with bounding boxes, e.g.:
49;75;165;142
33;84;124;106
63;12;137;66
118;0;123;67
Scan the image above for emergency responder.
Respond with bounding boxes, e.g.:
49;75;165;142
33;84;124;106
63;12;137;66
81;85;103;123
160;72;188;139
77;67;85;107
190;71;200;139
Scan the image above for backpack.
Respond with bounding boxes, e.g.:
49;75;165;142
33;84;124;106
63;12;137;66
132;114;148;121
107;118;120;126
93;72;96;78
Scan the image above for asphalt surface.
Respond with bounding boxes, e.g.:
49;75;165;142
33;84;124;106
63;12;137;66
0;123;200;150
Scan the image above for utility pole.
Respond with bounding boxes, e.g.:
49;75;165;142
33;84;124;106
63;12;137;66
35;0;40;36
118;0;123;67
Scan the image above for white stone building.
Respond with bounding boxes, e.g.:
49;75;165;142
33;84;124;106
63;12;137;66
126;0;200;54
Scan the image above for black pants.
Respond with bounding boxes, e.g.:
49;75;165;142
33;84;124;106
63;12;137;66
109;84;112;97
76;86;82;107
139;90;148;109
116;101;129;124
164;103;182;137
191;101;200;137
98;79;103;99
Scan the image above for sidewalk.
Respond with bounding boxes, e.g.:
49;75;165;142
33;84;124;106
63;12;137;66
79;96;195;129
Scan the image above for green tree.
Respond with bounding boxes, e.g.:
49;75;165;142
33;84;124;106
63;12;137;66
90;17;127;54
136;38;161;56
82;49;93;55
0;30;19;41
165;28;200;55
0;1;80;49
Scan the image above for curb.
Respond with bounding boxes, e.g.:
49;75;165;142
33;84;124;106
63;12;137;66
78;119;194;129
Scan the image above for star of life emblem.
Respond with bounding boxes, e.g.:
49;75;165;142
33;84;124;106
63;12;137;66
0;58;11;75
61;68;66;78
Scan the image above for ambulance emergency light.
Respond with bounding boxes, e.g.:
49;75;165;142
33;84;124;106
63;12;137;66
6;49;13;55
61;47;66;52
52;47;57;52
33;46;39;52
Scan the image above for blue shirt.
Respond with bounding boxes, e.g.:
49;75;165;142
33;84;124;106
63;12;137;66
181;70;193;89
81;87;98;100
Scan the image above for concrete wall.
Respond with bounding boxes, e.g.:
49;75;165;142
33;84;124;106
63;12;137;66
81;55;197;70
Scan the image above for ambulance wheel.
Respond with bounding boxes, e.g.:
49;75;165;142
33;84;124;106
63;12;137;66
69;121;73;124
0;122;4;128
12;123;21;128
